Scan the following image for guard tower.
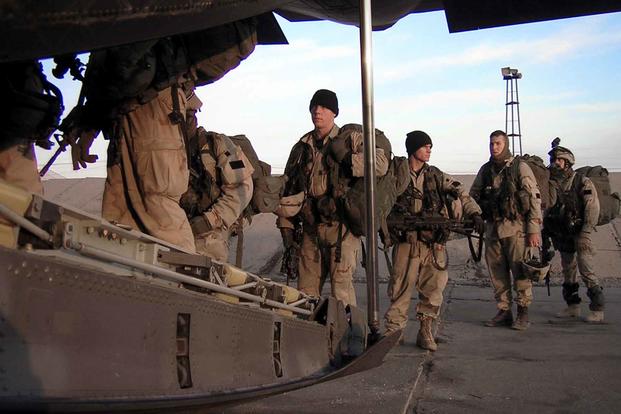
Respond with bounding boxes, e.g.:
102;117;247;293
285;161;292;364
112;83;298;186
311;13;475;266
501;67;522;155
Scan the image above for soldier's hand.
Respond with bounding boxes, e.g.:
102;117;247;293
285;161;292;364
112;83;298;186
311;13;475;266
69;128;99;170
329;136;351;163
527;232;541;247
190;215;212;235
472;214;485;235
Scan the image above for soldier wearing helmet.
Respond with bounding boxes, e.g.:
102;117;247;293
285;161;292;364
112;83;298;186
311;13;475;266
544;138;605;322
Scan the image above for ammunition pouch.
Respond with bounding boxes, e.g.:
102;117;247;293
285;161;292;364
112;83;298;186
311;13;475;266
316;196;338;223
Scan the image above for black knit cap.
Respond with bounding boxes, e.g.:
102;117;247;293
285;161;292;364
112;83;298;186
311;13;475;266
405;130;433;156
309;89;339;116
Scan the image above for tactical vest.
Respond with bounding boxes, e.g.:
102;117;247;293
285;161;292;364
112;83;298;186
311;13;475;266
544;173;584;236
179;130;222;219
478;160;523;222
388;165;449;243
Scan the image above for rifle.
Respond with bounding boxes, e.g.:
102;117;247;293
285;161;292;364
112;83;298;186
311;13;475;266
280;226;303;285
386;215;483;262
541;234;555;296
39;92;87;177
39;134;71;177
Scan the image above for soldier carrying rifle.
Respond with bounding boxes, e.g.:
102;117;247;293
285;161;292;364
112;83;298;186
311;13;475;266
384;130;483;351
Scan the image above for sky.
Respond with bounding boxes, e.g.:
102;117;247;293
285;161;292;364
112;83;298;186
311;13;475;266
37;10;621;178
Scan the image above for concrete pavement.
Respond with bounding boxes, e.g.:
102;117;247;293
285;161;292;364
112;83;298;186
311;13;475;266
219;283;621;414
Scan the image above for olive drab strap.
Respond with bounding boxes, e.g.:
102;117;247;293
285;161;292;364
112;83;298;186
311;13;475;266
169;84;192;173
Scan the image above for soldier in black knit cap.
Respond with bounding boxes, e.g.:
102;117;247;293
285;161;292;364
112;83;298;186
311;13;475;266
384;130;482;350
275;89;389;307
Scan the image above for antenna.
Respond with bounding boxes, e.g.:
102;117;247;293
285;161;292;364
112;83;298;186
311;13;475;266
501;67;522;155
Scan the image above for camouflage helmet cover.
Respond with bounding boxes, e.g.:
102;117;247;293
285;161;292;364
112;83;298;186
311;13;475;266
521;248;551;283
548;137;575;165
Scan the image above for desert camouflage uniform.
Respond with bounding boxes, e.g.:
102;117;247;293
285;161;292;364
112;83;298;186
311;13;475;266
101;86;196;252
0;60;59;195
470;157;542;311
278;124;389;306
186;129;254;261
0;144;42;194
549;171;602;309
384;165;481;332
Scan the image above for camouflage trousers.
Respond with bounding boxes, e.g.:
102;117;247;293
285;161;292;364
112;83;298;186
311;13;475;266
298;222;359;307
384;240;448;333
102;87;195;252
485;232;533;310
0;144;43;195
560;236;599;289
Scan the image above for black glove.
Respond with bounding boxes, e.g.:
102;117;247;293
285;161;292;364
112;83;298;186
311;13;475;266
281;228;295;249
190;215;212;235
472;214;485;235
329;136;351;163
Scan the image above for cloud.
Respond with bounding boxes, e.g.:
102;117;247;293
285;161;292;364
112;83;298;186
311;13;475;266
377;18;621;83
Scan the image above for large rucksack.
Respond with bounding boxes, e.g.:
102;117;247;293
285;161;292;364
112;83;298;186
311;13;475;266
575;165;620;226
228;134;285;215
331;124;409;238
182;130;284;219
513;154;557;212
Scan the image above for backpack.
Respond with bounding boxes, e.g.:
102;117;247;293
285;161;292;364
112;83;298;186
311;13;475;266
227;134;285;215
182;131;283;219
575;166;620;226
330;124;408;238
513;154;557;212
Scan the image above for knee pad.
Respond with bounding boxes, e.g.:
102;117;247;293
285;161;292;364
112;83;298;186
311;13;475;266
587;286;605;311
562;282;581;305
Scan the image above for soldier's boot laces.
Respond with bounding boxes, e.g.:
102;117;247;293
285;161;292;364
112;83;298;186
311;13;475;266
585;311;604;323
485;309;513;327
556;304;581;318
511;305;530;331
416;316;438;352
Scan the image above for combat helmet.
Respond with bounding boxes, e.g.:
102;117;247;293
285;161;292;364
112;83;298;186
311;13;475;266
548;137;575;166
521;248;551;283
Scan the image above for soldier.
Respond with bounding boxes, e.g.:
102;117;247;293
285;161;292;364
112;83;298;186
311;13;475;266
277;89;389;306
0;60;62;194
180;94;254;261
67;40;197;252
545;139;605;322
384;131;483;351
470;130;542;330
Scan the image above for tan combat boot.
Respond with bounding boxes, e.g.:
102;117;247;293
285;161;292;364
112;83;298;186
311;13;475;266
585;311;604;323
511;305;530;330
485;308;513;327
555;304;581;318
416;315;438;352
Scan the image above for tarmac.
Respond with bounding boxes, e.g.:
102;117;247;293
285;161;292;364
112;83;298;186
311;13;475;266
219;282;621;414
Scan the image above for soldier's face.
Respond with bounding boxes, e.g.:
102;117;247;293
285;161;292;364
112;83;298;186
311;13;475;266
311;105;336;131
414;144;432;162
553;158;567;169
489;136;506;158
